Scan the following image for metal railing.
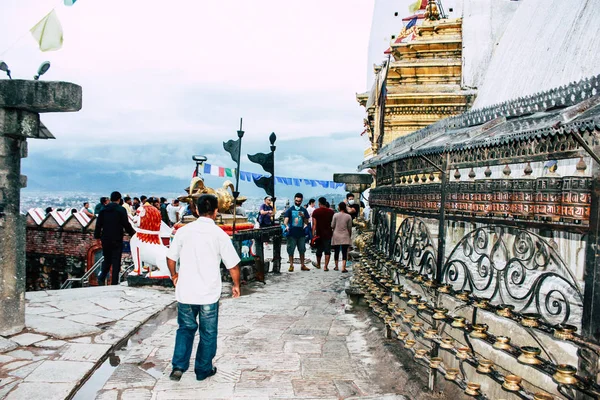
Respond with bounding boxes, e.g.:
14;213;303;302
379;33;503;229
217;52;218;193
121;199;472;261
60;256;104;289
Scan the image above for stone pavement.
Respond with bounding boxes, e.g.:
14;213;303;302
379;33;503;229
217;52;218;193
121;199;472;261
94;261;422;400
0;285;174;399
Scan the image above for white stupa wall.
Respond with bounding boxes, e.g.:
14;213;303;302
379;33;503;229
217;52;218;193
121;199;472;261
473;0;600;108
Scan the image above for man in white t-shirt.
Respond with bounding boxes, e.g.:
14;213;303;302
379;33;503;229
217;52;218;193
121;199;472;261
166;199;182;225
166;194;241;382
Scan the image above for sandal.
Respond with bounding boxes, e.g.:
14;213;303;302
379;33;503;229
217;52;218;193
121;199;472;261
341;269;349;273
333;267;339;271
323;267;329;271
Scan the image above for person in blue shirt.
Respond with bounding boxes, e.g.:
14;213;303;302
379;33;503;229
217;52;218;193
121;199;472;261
282;193;310;272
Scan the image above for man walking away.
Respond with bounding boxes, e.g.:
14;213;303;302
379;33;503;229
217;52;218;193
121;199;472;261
282;193;310;272
166;194;241;382
258;196;274;228
311;197;334;271
94;191;136;285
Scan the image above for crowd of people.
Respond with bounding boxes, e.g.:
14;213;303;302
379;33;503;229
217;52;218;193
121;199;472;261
257;192;363;273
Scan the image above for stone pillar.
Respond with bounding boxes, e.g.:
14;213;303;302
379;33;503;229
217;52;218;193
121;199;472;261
0;80;81;336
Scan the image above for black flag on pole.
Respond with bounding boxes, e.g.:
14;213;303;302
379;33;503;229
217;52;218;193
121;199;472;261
247;152;274;175
223;138;241;164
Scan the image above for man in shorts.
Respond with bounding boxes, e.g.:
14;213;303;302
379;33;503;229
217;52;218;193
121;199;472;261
282;193;310;272
311;197;334;271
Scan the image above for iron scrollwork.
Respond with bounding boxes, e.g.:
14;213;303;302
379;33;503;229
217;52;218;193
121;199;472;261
393;217;437;280
374;209;390;255
442;226;584;327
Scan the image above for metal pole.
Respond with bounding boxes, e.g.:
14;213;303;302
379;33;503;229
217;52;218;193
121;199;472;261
232;118;244;236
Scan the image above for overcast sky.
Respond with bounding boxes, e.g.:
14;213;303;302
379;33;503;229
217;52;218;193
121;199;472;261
1;0;377;196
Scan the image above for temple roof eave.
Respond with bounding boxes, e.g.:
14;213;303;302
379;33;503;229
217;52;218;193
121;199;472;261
358;74;600;170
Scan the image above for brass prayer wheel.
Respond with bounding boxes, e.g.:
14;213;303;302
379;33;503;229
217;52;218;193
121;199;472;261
476;358;494;374
464;382;481;396
520;313;540;328
429;357;442;369
432;308;448;320
445;368;459;380
554;324;577;340
403;313;415;323
411;322;424;332
502;375;522;391
404;339;416;349
423;328;438;339
496;304;515;318
437;284;451;294
456;290;471;301
397;331;409;341
517;346;542;365
552;364;578;385
469;324;488;339
415;348;428;359
393;306;406;316
451;316;466;328
440;337;454;349
456;346;471;360
407;294;421;305
473;298;489;309
417;300;428;310
493;336;512;350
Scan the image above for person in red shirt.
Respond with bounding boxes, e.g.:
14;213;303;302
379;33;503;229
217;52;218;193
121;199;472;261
311;197;335;271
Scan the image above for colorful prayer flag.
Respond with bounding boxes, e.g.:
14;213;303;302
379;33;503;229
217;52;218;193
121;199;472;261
30;10;63;52
408;0;427;13
64;0;77;5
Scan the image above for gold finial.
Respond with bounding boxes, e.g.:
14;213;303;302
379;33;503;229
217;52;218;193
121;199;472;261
425;0;441;21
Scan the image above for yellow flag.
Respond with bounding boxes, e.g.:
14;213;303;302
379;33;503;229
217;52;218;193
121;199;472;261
408;0;424;13
30;10;63;52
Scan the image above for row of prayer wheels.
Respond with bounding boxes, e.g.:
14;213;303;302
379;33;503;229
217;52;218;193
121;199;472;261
370;163;591;224
354;245;589;399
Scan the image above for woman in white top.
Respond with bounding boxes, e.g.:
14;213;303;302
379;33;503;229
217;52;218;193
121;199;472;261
331;202;353;273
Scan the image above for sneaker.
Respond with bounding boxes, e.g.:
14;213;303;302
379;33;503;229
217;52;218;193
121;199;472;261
288;266;294;272
196;367;217;381
169;369;184;381
301;265;310;271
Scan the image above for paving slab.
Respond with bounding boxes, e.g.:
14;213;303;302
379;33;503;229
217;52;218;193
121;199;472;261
59;343;112;362
24;360;94;383
25;315;102;339
10;333;47;346
0;336;18;353
4;382;73;400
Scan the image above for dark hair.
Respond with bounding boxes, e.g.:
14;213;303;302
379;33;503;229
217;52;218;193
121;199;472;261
325;202;330;208
338;202;347;212
140;195;147;201
45;207;53;213
83;202;89;207
71;208;77;214
160;197;167;203
173;199;179;204
196;194;218;216
124;196;131;202
308;198;315;204
346;192;354;199
294;193;303;199
318;197;327;206
133;197;140;202
101;197;109;204
110;191;122;202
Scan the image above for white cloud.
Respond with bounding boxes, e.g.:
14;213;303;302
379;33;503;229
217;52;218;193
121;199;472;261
1;0;373;147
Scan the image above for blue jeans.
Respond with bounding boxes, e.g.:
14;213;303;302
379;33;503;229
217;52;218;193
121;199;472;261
172;301;219;378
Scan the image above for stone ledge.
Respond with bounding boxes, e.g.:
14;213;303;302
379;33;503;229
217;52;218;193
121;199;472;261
0;80;82;113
